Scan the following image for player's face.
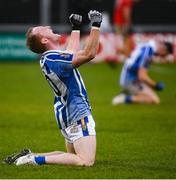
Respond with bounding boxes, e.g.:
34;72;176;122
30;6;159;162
157;42;168;57
157;43;168;57
33;26;60;42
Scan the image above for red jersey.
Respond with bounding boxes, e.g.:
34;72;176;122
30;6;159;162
113;0;133;26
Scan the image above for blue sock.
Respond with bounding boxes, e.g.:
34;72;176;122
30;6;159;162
34;156;46;165
125;95;132;103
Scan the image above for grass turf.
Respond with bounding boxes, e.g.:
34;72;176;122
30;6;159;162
0;62;176;179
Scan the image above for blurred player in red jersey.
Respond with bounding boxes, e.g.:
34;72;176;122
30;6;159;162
113;0;135;57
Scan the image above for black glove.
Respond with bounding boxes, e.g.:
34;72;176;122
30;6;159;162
88;10;102;28
69;14;82;30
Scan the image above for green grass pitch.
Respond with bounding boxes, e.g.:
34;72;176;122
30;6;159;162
0;62;176;179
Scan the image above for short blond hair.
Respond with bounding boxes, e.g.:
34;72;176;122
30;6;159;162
26;27;46;54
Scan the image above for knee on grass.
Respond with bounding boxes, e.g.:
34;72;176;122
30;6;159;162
137;95;160;104
78;157;95;167
150;96;160;104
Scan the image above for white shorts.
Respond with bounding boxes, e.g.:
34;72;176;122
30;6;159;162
60;115;96;144
123;83;146;95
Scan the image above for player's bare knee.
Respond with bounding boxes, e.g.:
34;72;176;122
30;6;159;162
152;96;160;104
146;96;160;104
153;98;160;104
83;159;95;167
76;160;85;166
76;158;94;167
82;157;95;167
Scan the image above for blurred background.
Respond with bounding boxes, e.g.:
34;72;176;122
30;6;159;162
0;0;176;62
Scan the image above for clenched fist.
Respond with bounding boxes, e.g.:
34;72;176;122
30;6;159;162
69;14;82;30
88;10;102;28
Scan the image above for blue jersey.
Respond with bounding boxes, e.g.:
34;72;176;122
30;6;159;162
40;50;91;129
120;41;156;87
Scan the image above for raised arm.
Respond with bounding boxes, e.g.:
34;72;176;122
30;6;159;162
66;14;82;52
66;31;80;52
72;10;102;68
